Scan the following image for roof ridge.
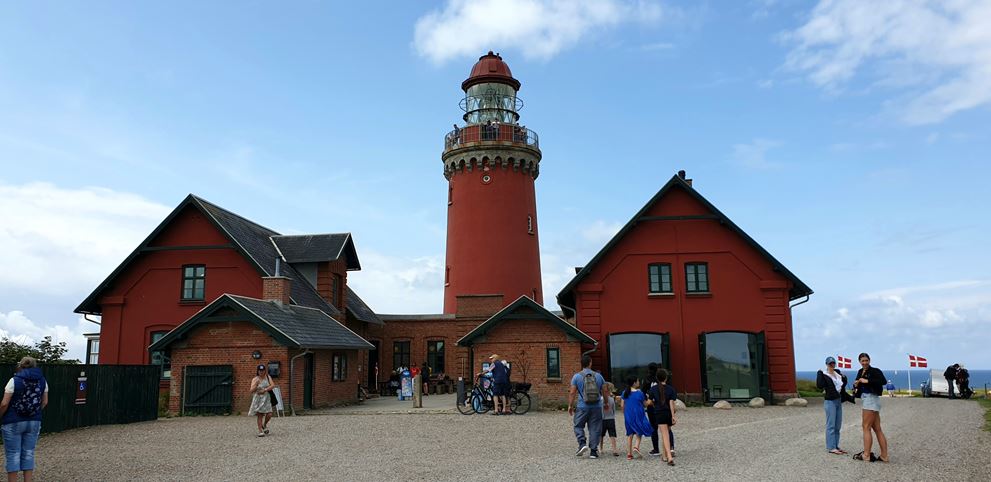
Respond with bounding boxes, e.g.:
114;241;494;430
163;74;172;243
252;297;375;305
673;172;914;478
270;232;351;238
190;194;281;235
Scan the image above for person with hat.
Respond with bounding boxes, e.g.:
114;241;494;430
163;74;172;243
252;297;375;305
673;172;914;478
249;364;277;437
816;356;849;455
482;354;511;415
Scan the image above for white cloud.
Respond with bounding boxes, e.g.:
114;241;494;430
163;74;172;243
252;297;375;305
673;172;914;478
347;250;445;314
581;220;623;244
0;182;171;297
731;138;782;169
413;0;665;64
0;311;93;362
781;0;991;124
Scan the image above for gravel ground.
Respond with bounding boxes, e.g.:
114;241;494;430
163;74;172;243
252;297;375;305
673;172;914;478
34;397;991;481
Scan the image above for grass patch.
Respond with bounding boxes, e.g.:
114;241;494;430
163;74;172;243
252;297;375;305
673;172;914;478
796;379;823;398
978;398;991;432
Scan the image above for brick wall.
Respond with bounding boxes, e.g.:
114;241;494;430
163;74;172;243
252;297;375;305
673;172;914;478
168;320;364;415
261;276;291;305
167;321;288;415
469;317;585;406
316;259;348;313
371;317;476;380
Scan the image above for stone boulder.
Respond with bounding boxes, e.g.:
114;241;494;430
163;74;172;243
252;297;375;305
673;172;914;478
748;397;765;408
785;397;808;407
713;400;732;410
674;399;687;410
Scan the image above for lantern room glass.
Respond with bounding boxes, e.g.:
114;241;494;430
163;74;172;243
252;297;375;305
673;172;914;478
463;82;519;124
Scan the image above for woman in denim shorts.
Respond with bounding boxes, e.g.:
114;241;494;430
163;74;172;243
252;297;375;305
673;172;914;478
852;353;889;462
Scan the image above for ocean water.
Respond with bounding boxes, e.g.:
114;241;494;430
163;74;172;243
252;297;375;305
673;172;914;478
796;369;991;392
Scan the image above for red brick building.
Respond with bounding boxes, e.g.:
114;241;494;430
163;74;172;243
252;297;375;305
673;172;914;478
557;172;813;403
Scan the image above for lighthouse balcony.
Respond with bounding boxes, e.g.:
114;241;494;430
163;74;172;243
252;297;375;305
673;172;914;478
443;124;539;153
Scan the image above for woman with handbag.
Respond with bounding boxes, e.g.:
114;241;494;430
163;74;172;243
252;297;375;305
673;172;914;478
852;353;889;462
816;357;849;455
249;364;276;437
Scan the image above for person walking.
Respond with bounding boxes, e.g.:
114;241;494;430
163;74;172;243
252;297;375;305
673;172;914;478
643;362;660;456
816;356;849;455
568;355;609;459
621;377;652;460
248;364;276;437
649;368;677;466
0;356;48;482
944;364;959;399
853;353;889;462
482;354;512;415
599;382;620;457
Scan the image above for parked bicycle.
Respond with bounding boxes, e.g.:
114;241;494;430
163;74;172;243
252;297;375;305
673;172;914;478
457;374;531;415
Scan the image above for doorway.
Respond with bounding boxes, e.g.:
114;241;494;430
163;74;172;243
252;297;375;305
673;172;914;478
367;340;380;392
303;353;314;409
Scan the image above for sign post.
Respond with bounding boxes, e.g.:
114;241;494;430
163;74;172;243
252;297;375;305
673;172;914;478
75;371;87;405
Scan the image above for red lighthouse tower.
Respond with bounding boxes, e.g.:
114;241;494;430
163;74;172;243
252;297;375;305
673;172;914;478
442;52;543;313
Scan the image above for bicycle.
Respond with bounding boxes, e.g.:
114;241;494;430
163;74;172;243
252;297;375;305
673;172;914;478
457;375;531;415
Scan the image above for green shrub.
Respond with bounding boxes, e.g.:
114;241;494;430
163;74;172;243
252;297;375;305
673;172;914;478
796;379;822;398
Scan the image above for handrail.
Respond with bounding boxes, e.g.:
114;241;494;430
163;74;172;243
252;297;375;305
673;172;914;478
444;124;539;151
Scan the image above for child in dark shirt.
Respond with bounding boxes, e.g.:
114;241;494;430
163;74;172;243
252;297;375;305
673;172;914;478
649;368;677;466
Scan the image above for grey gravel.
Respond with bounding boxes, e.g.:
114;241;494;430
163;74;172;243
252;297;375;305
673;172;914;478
34;397;991;481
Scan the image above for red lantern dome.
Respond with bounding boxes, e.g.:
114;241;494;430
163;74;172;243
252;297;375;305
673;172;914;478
462;51;521;91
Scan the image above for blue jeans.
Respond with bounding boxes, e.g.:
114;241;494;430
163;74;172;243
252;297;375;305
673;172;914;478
573;405;602;450
2;421;41;473
824;398;842;451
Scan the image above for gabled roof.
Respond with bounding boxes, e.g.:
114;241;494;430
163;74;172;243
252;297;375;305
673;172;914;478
556;174;813;315
457;296;596;346
345;286;383;325
148;294;373;351
75;194;368;321
271;233;360;269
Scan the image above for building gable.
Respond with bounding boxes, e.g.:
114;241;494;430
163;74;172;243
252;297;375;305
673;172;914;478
557;173;812;315
457;296;596;346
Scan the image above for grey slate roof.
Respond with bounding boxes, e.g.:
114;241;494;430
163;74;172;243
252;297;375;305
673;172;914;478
271;234;360;269
149;294;372;351
230;295;373;349
346;287;383;325
457;295;596;346
192;196;345;318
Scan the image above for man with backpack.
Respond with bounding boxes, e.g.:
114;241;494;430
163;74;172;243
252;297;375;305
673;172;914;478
0;356;48;481
568;355;609;459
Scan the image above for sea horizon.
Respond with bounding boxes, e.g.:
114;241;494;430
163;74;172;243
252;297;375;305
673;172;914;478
796;369;991;391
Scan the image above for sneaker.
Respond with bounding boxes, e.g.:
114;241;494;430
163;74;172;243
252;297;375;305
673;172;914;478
589;450;599;459
649;450;660;456
257;432;265;437
575;445;589;457
263;428;270;435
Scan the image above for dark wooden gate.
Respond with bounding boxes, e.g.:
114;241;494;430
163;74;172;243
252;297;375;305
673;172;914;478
183;365;233;414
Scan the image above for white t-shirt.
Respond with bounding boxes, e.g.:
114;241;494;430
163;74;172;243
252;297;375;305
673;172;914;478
5;378;49;394
825;371;843;392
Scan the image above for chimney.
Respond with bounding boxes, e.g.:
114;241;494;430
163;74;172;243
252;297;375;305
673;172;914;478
677;169;693;186
262;276;291;305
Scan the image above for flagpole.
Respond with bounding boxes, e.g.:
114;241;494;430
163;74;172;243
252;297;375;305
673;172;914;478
908;354;912;396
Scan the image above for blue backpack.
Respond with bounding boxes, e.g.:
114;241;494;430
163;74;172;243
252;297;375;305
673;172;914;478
13;378;44;418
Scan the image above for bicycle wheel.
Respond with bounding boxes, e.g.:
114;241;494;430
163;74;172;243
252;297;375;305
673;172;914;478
511;392;531;414
457;391;476;415
471;393;489;414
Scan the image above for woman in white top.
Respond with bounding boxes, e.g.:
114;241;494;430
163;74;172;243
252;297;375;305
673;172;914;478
815;356;848;455
248;364;276;437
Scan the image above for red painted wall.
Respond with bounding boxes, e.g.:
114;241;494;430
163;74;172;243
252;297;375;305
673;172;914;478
444;166;542;312
574;187;798;399
97;205;264;364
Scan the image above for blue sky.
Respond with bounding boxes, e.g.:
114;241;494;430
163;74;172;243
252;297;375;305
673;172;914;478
1;1;988;370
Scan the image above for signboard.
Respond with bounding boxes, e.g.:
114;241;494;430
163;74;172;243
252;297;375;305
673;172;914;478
75;372;87;405
399;369;413;400
271;386;284;411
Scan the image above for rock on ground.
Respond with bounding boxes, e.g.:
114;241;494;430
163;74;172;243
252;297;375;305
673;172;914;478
749;397;765;408
785;398;809;407
674;399;687;410
714;400;732;409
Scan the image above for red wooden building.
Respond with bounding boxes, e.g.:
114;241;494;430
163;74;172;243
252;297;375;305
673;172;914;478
557;171;812;403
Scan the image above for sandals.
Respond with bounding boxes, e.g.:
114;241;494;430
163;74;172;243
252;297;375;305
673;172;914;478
627;454;634;460
667;460;676;466
633;447;643;459
853;451;878;462
829;449;844;455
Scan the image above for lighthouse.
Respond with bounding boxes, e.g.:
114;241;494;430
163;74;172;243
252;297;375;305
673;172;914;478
442;52;543;313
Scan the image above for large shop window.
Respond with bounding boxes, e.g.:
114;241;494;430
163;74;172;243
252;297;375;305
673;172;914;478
608;333;667;391
181;265;206;301
393;341;411;370
700;332;767;401
332;353;348;381
426;340;445;375
150;331;171;379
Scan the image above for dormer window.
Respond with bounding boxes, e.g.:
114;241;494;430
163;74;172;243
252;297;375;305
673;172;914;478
181;265;206;301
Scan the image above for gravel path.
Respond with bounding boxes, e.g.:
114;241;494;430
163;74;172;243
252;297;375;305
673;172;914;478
34;398;990;481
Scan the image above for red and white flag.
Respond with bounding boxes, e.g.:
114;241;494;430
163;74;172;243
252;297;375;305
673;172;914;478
909;354;927;368
836;356;852;369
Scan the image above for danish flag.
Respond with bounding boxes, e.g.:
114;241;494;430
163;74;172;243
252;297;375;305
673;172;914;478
909;354;927;368
836;356;852;369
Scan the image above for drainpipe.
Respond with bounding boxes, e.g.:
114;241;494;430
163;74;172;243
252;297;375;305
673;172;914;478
84;314;101;326
289;349;311;416
789;295;810;309
560;300;597;359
